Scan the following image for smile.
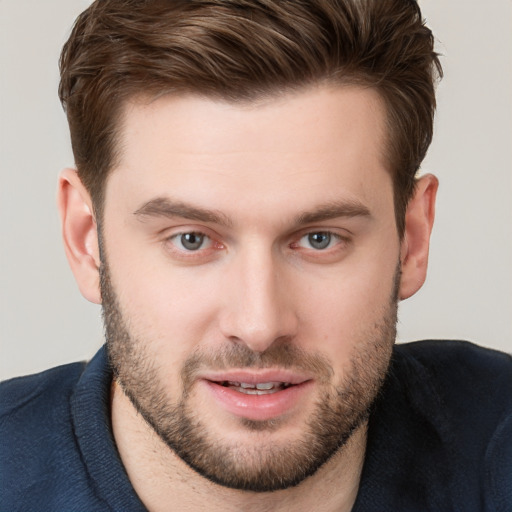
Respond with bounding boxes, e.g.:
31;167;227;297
219;381;293;394
201;375;313;421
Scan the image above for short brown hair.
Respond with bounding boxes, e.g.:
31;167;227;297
59;0;442;235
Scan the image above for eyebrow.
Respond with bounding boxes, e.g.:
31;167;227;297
294;200;371;225
134;197;233;227
134;197;371;228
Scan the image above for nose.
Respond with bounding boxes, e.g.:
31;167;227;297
219;246;298;353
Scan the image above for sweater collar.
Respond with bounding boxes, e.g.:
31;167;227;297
71;345;147;511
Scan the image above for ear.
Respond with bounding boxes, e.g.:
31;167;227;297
57;168;101;304
399;174;438;300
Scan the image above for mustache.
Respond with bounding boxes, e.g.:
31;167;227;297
180;340;334;389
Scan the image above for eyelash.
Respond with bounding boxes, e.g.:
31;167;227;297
292;231;347;251
163;229;350;261
164;231;224;261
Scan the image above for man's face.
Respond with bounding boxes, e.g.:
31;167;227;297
101;85;401;491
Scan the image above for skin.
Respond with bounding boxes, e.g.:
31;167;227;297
58;84;438;511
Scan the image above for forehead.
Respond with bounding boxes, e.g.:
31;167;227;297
106;85;392;224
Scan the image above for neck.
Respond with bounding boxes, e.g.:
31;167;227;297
111;381;367;512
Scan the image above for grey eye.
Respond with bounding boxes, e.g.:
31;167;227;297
180;232;206;251
307;232;331;250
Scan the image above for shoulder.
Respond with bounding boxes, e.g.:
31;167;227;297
394;340;512;511
396;338;512;367
393;339;512;425
0;361;87;418
0;361;87;457
395;339;512;400
0;361;92;510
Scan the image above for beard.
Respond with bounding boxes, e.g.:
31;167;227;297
101;259;399;493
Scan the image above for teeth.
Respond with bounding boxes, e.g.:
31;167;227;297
221;381;292;394
256;382;275;390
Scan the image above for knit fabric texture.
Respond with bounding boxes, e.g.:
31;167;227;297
1;340;511;511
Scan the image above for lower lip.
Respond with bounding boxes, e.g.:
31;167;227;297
202;380;312;422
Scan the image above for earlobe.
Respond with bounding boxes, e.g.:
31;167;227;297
399;174;438;300
57;168;102;304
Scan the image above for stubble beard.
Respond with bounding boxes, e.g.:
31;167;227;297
101;260;399;492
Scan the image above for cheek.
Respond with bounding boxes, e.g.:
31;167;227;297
109;252;224;364
294;251;398;361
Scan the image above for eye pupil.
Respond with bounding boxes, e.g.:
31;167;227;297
308;232;331;250
181;233;204;250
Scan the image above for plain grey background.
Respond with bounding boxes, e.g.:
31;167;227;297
1;0;511;380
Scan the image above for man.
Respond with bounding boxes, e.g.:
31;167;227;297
1;0;511;511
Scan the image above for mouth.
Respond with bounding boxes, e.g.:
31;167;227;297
200;372;313;421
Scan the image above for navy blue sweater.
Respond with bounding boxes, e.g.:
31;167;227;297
1;340;511;511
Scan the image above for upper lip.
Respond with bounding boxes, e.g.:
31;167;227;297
199;369;312;386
